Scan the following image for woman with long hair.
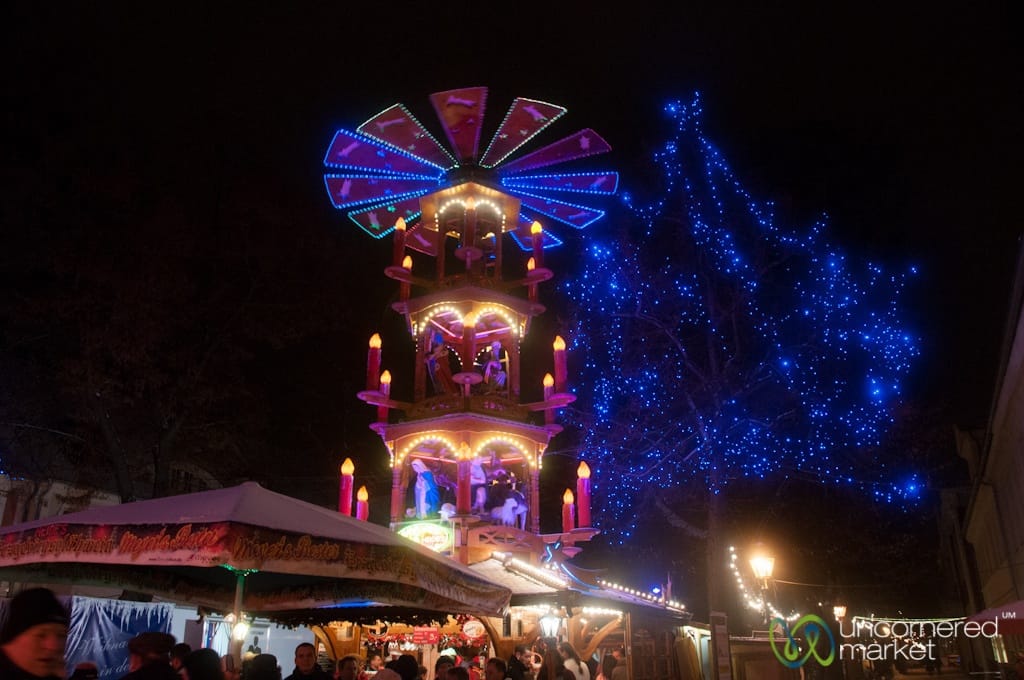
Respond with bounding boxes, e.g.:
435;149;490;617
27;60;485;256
557;642;590;680
537;647;575;680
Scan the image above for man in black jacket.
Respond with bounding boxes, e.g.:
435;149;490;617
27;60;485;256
120;632;178;680
283;643;330;680
0;587;70;680
507;644;531;680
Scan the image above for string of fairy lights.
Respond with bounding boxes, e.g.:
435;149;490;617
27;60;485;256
560;92;922;544
728;546;797;622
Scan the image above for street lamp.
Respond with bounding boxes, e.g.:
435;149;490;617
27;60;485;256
750;551;775;624
540;612;562;640
833;605;848;680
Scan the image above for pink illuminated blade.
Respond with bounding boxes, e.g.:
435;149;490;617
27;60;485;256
346;196;424;239
517;191;605;229
323;129;443;176
503;171;619;195
499;129;612;175
510;216;564;251
479;98;567;168
430;87;487;163
358;104;456;169
405;223;442;256
324;175;438;210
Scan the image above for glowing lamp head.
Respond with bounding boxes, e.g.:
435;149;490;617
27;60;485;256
531;221;543;235
402;255;412;270
232;618;250;641
750;554;775;581
369;333;382;349
543;373;554;388
577;461;591;479
395;216;406;232
563;489;575;504
458;441;472;460
340;458;355;476
553;336;566;351
380;370;392;386
357;486;369;502
527;257;536;271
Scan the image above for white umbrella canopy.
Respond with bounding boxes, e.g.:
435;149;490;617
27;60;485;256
0;482;509;623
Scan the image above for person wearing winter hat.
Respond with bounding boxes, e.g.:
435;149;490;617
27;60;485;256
120;631;178;680
0;586;70;679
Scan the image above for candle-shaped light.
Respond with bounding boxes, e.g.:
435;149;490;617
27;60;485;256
456;442;472;515
527;257;538;302
366;333;382;392
562;488;576;533
377;370;391;423
392;217;407;267
355;486;369;521
400;256;412;300
552;336;567;393
530;221;544;268
543;373;555;425
339;458;355;515
576;462;592;527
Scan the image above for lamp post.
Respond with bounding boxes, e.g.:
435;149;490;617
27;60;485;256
749;551;775;624
833;605;848;680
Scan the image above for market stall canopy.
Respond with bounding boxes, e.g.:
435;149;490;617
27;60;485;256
0;482;510;622
967;600;1024;635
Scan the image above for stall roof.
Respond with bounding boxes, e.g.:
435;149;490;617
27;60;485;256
470;554;690;621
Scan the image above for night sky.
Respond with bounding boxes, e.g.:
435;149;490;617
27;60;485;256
4;4;1020;543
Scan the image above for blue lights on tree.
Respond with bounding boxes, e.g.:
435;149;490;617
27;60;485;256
560;94;921;545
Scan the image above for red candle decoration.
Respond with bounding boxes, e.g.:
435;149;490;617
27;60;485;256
543;373;555;425
366;333;382;391
356;486;369;521
530;221;544;268
377;370;391;423
576;462;592;527
392;216;407;267
456;443;473;515
339;458;355;515
562;489;576;533
552;336;567;393
400;256;412;300
527;257;538;303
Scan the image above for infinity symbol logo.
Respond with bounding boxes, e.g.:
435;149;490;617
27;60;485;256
769;615;836;668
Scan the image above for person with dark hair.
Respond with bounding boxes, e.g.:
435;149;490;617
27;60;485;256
0;587;70;679
284;643;330;680
387;654;419;680
435;655;456;679
120;632;178;680
170;643;192;675
184;648;224;680
595;655;617;680
537;647;574;680
336;655;360;680
507;644;531;680
484;658;507;680
444;668;470;680
248;654;282;680
557;642;589;680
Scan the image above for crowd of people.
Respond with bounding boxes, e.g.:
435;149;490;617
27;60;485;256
0;588;627;680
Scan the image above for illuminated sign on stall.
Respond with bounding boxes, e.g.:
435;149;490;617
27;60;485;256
395;521;454;553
